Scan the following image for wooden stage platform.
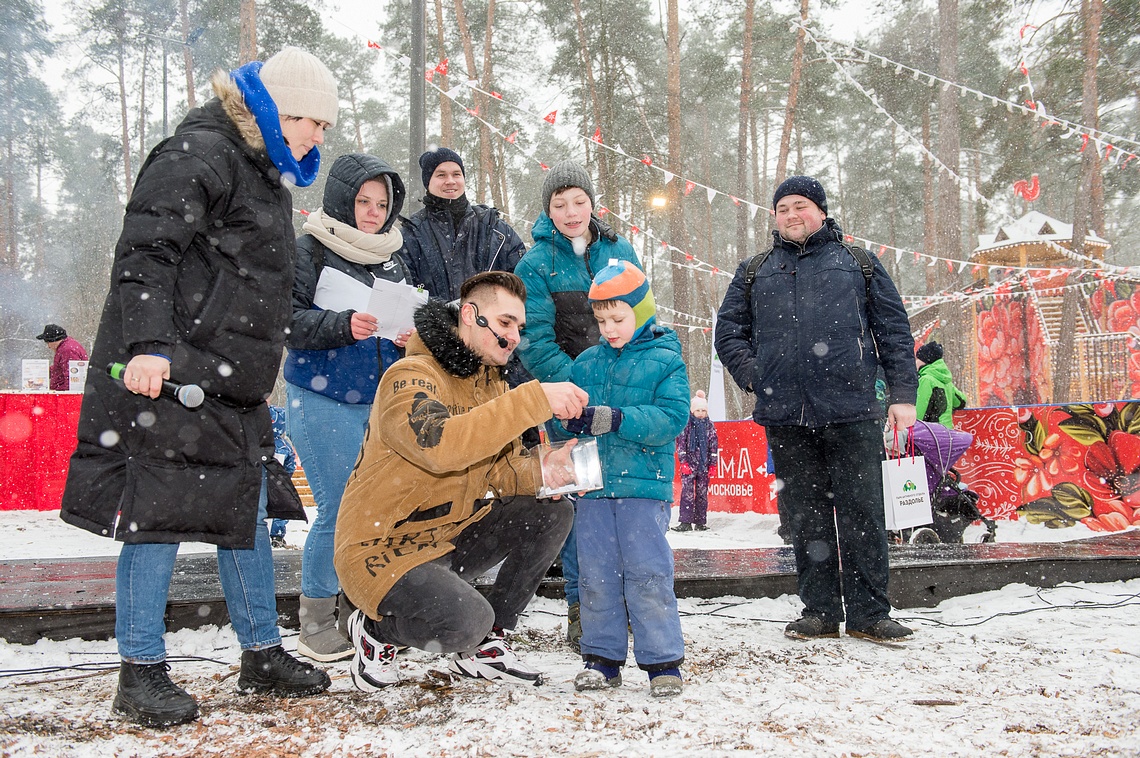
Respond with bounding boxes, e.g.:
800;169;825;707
2;532;1139;645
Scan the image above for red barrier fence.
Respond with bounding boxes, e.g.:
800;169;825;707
3;390;1137;536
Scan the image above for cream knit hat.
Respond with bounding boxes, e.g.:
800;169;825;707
260;46;339;128
691;390;709;412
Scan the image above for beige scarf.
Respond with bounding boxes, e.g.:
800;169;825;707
302;209;404;265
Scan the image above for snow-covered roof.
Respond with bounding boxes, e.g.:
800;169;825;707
973;211;1110;256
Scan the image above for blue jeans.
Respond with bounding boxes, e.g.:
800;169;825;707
116;473;281;662
765;420;891;629
560;516;579;607
286;383;371;599
576;497;684;670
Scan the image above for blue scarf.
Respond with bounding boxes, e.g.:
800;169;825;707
229;61;321;187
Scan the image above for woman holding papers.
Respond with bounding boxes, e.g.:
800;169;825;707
284;153;414;662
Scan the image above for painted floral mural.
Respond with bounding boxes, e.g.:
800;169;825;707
1011;402;1140;531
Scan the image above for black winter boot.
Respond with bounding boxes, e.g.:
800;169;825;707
112;661;200;728
237;645;331;696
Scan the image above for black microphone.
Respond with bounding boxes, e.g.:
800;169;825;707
107;362;205;409
472;305;509;349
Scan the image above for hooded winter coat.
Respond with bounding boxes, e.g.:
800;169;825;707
715;217;918;428
401;195;526;302
334;299;554;616
556;327;691;502
283;154;411;404
514;214;643;383
916;358;967;428
59;72;304;549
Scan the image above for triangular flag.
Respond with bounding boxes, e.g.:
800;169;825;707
946;259;954;273
894;250;903;265
641;155;653;166
663;171;674;184
706;187;716;204
591;127;602;143
878;245;887;257
597;206;609;216
630;225;640;235
749;205;758;220
958;261;968;273
543;110;557;124
367;40;382;50
491;91;502;100
425;70;434;82
435;58;449;75
684;180;695;196
729;195;741;206
505;131;517;144
540;162;549;170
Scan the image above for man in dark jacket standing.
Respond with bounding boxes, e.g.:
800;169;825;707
715;176;918;643
60;47;337;727
401;147;527;302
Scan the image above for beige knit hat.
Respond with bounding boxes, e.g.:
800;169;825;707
691;390;708;412
260;47;339;128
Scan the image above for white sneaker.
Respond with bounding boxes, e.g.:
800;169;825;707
447;634;543;686
347;609;399;692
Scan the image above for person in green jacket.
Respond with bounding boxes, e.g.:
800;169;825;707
915;341;967;428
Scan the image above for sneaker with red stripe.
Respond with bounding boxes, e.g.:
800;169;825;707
447;630;543;686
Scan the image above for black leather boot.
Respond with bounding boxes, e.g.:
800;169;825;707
112;661;200;728
237;645;331;696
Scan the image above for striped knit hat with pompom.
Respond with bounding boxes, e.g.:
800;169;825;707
588;260;656;342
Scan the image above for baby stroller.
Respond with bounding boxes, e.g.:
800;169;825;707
891;421;996;544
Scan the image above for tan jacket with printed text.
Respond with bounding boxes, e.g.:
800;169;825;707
334;301;553;617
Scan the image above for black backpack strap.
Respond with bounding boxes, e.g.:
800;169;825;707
841;242;874;302
742;247;773;311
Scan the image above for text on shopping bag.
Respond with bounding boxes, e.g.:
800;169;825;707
882;455;933;530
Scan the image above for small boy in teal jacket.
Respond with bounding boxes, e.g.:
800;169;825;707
558;261;691;697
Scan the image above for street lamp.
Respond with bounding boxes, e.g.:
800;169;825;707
651;195;668;209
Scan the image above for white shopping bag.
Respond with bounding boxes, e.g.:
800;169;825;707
881;454;932;530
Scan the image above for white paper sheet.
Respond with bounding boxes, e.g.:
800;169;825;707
312;267;429;341
366;277;429;340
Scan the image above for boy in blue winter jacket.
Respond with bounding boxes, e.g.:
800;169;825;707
557;261;691;697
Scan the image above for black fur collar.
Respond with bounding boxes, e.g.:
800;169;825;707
413;299;487;379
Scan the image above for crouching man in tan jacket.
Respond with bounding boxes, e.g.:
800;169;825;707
335;271;589;689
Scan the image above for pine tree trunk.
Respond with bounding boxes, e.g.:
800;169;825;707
117;10;133;197
935;0;960;293
735;0;755;259
138;44;149;169
922;101;937;295
774;0;809;190
750;105;763;244
433;0;453;146
181;0;196;108
239;0;257;65
452;0;487;202
1055;0;1102;402
481;0;503;211
665;0;688;354
572;0;608;193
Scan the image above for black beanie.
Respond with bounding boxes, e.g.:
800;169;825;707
419;147;465;190
916;341;944;364
772;175;828;215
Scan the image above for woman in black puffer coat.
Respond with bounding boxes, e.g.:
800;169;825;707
60;47;337;728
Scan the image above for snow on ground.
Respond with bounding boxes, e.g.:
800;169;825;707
2;584;1139;757
1;506;1111;560
2;509;1137;756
